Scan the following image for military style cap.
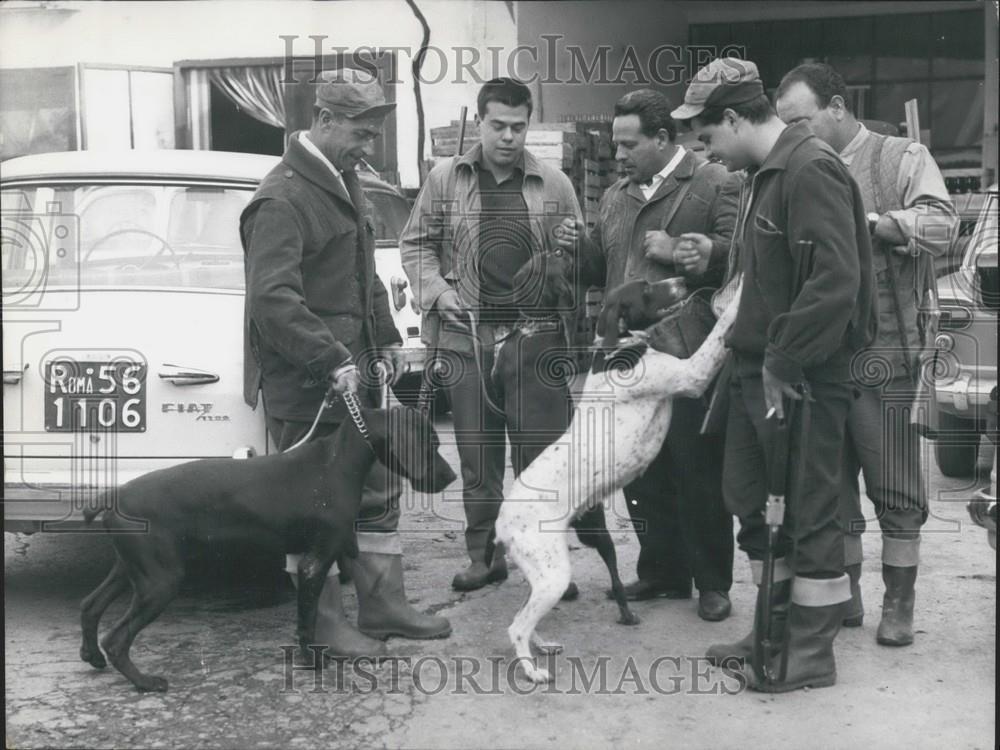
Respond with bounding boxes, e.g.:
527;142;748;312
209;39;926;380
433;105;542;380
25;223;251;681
671;58;764;120
315;68;396;120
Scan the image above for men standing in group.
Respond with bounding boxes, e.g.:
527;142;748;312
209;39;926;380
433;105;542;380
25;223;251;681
242;69;451;659
776;62;958;646
556;89;739;622
400;78;584;591
674;58;876;692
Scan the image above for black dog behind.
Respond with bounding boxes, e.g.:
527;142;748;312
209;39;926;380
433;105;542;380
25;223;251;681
489;249;638;627
80;405;456;692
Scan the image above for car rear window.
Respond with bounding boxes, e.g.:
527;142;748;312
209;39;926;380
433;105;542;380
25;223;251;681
2;182;253;291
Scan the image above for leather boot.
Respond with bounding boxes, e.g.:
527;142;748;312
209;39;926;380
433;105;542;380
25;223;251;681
452;552;508;592
705;578;791;667
744;575;849;693
842;563;864;627
288;573;387;659
354;552;452;640
876;564;917;647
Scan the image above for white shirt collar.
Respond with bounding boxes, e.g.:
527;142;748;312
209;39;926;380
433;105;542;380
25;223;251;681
640;146;686;200
838;123;869;166
299;131;344;182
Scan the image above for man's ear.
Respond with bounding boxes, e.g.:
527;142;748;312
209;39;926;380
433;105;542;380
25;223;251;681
828;95;848;121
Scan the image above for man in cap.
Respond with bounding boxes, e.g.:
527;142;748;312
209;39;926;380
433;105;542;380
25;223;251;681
556;89;739;621
673;58;876;692
400;78;584;591
241;68;451;660
776;62;958;647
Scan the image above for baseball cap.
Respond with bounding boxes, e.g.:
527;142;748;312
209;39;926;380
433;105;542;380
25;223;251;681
671;58;764;120
315;68;396;120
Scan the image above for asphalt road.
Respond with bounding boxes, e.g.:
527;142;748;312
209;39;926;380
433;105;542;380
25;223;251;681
4;422;996;750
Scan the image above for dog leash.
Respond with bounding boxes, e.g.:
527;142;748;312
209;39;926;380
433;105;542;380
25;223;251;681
282;362;389;454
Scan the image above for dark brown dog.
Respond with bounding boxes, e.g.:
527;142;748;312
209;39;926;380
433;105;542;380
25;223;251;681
595;277;688;351
80;405;456;692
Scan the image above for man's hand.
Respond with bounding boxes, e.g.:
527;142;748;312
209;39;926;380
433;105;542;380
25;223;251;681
762;366;802;421
435;288;470;331
674;232;713;275
330;362;360;395
380;343;407;386
643;230;676;264
873;213;908;250
556;217;585;250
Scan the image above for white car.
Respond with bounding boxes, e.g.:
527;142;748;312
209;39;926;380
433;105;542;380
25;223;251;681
2;150;425;532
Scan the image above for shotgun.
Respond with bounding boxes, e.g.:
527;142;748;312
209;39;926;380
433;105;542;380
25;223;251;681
752;396;793;685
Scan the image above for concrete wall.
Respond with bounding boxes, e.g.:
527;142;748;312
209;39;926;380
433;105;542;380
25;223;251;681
515;1;692;123
0;0;519;187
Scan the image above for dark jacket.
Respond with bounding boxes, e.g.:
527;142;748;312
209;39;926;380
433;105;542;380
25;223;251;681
241;134;401;423
728;121;876;383
581;149;740;291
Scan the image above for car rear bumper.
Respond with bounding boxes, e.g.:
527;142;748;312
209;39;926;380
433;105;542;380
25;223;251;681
3;484;93;532
934;370;997;420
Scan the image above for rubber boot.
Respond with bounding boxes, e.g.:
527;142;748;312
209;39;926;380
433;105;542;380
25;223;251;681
354;552;452;640
288;573;387;659
452;551;508;592
744;575;849;693
876;564;917;646
842;563;864;627
705;578;791;668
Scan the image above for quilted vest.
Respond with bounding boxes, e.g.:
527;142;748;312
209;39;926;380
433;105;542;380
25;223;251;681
845;131;924;378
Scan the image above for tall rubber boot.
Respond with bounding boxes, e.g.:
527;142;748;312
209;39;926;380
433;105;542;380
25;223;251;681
745;574;850;693
876;565;917;646
354;552;452;640
287;573;387;659
842;563;864;627
706;558;792;667
876;537;919;647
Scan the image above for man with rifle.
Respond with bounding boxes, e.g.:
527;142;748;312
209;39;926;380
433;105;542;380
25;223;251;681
673;58;877;692
776;63;958;647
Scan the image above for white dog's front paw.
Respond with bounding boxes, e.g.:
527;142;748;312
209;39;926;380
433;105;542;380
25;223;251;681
521;661;552;684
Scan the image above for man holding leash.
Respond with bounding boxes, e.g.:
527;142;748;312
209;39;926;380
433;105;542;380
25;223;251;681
400;78;584;591
242;69;451;659
776;63;958;646
675;58;876;692
557;89;739;622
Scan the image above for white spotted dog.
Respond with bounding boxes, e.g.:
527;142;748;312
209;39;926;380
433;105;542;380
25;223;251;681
494;282;742;684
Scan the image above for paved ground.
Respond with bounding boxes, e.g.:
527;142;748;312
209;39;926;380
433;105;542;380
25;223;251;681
4;423;996;749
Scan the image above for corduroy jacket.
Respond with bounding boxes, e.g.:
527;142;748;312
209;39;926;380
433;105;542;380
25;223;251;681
241;134;401;423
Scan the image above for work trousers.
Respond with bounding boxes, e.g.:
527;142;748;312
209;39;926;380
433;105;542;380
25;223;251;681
624;396;734;593
722;366;852;578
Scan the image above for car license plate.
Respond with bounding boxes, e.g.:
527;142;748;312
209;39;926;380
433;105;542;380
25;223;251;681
44;360;147;432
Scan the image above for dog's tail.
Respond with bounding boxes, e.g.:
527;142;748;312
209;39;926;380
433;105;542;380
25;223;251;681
83;492;113;526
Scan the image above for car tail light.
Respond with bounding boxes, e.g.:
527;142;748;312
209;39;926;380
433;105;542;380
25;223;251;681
977;263;998;312
390;276;408;311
